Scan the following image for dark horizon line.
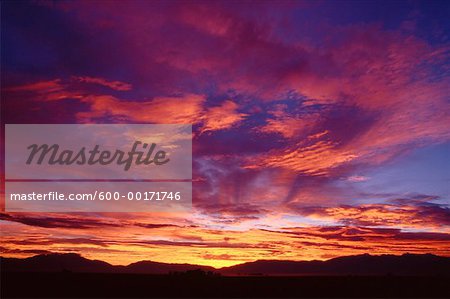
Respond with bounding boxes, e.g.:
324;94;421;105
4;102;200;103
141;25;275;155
2;251;448;270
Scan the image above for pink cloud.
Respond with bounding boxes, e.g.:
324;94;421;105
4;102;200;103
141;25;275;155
5;79;64;93
245;140;358;176
6;79;248;132
201;100;248;133
293;203;450;230
347;175;369;182
77;94;206;124
72;76;132;91
259;105;322;138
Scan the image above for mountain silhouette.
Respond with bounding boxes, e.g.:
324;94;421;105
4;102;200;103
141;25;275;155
0;253;213;274
0;253;113;273
220;253;450;276
1;252;449;276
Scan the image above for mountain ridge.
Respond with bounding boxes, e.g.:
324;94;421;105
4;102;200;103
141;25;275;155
1;252;449;275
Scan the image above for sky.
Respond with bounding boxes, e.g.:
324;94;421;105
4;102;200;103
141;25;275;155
1;0;449;268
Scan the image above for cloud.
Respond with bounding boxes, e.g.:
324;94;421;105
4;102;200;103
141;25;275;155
6;79;248;132
195;202;268;224
2;212;450;266
202;253;236;260
5;79;82;102
133;223;180;229
291;202;450;229
347;175;369;182
259;104;322;139
0;213;123;229
72;76;132;91
201;100;247;133
5;79;64;93
0;247;52;255
7;237;108;247
76;94;206;124
245;140;358;176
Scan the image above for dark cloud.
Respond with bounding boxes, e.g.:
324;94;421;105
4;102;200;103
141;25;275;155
0;213;122;229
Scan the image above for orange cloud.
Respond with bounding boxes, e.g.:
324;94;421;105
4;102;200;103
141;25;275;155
201;100;248;133
5;79;82;102
259;105;321;139
295;204;450;230
6;79;248;131
78;95;247;132
246;140;357;176
77;94;206;124
2;213;449;267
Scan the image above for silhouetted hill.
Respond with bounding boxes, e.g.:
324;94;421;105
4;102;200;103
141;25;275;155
0;253;214;274
220;253;450;276
0;253;114;273
1;253;449;276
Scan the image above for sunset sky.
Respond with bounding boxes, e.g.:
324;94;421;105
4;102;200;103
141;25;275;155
1;0;449;268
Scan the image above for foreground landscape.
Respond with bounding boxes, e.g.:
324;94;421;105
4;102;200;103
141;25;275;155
2;253;450;298
3;272;449;298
